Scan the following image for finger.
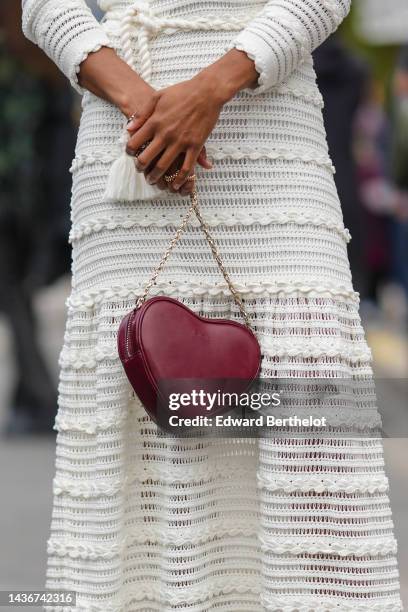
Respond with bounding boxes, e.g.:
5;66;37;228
135;138;166;173
156;177;168;191
143;150;163;175
126;123;155;161
145;144;181;185
197;146;213;170
157;155;183;194
179;180;195;196
126;112;148;133
174;173;195;195
172;148;200;190
126;96;158;133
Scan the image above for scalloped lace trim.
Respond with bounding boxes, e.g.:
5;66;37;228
69;211;351;243
65;280;359;310
257;474;389;494
70;144;334;173
45;595;256;612
44;595;403;612
261;597;402;612
53;407;381;434
52;460;257;496
276;83;324;106
47;525;258;558
259;536;398;557
52;472;388;500
205;145;333;171
53;411;128;434
47;534;397;561
258;336;372;362
53;476;122;498
73;602;402;612
70;151;118;172
58;337;372;369
46;565;259;606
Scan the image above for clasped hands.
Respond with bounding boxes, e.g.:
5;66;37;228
124;72;226;196
78;46;258;195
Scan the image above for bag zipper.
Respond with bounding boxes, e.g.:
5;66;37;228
125;310;136;358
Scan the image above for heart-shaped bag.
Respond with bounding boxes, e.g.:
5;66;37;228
117;187;261;427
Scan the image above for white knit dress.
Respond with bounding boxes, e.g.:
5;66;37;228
22;0;402;610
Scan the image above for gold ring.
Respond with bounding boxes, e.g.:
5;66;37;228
164;171;196;183
126;111;138;124
164;171;179;183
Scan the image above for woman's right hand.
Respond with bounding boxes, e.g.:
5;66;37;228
125;97;212;196
78;47;212;195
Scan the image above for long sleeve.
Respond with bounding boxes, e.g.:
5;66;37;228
21;0;115;94
227;0;351;94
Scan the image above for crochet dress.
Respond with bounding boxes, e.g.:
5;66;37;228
22;0;402;610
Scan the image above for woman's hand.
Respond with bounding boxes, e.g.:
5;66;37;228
77;46;258;196
127;146;212;196
122;77;214;196
79;50;213;196
125;71;227;193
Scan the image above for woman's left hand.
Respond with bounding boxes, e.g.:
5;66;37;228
125;71;228;192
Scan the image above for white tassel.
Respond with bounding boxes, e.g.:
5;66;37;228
103;130;162;202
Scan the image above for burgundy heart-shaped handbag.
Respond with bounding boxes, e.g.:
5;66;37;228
117;188;261;427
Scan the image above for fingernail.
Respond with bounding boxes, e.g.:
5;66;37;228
173;183;181;190
126;119;137;131
146;175;155;184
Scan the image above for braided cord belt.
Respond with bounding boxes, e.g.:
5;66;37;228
101;0;256;82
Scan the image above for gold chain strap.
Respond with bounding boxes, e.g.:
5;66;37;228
136;188;252;328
